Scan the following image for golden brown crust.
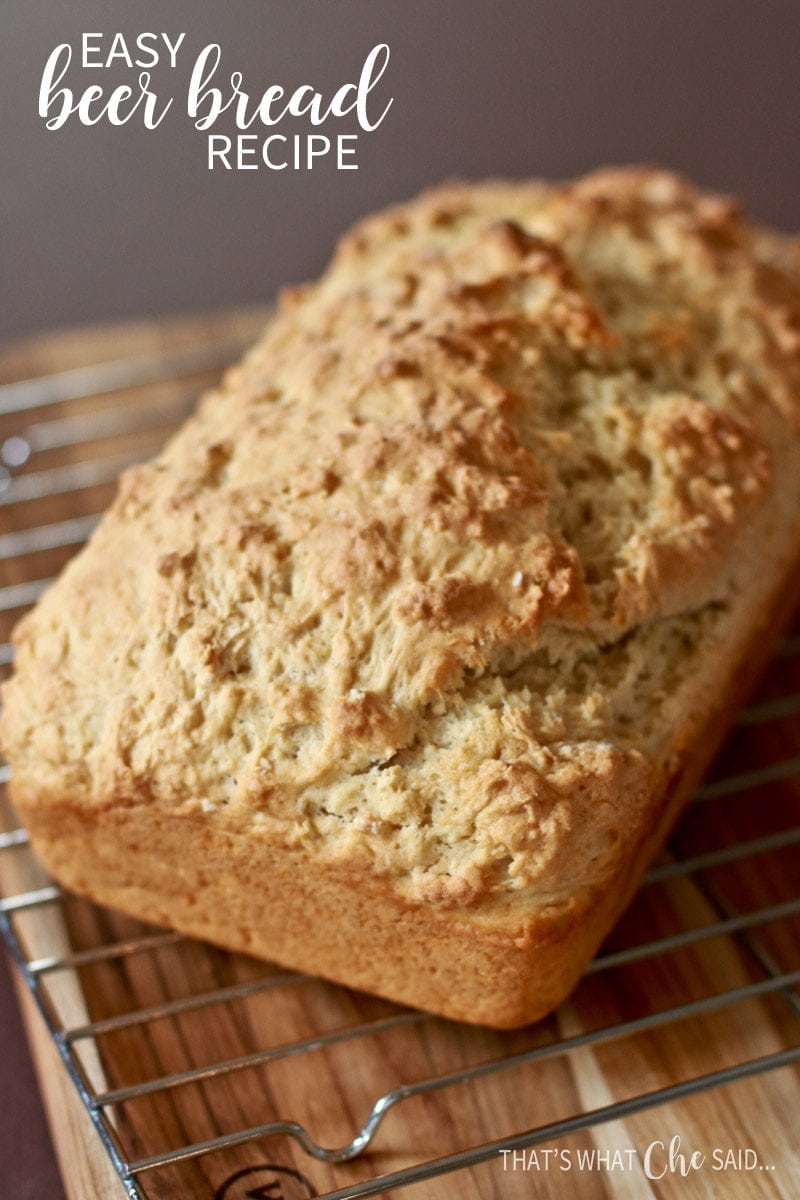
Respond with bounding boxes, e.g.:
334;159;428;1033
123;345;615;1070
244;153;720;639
3;167;800;1025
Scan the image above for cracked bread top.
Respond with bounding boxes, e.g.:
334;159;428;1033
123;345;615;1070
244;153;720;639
3;168;800;910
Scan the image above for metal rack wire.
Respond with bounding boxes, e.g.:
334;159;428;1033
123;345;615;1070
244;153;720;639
1;333;799;1200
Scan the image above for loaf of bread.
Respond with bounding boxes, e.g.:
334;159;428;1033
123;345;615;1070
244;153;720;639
3;168;800;1027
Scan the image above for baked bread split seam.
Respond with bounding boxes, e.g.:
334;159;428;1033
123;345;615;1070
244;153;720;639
3;166;800;1027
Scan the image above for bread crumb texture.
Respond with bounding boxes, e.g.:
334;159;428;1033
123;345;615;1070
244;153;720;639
4;168;800;909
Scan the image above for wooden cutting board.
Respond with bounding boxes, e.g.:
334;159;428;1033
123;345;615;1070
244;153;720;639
1;315;799;1200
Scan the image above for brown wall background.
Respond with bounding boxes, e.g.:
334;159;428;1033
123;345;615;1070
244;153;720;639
2;0;800;342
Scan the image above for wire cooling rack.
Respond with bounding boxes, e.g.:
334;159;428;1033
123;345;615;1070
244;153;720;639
1;321;799;1200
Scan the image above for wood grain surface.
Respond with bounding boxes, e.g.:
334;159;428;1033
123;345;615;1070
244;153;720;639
1;316;799;1200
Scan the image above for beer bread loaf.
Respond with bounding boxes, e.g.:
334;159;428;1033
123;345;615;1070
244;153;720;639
3;168;800;1026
